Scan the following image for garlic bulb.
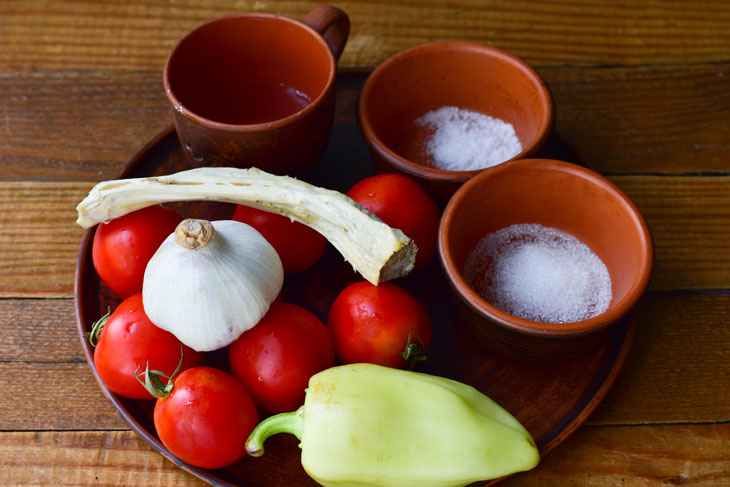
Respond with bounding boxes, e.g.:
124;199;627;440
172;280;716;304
142;218;283;352
75;167;416;285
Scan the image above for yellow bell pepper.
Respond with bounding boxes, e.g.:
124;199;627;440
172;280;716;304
246;363;539;487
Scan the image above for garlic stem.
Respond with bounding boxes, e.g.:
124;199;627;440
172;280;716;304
174;219;215;250
76;167;417;285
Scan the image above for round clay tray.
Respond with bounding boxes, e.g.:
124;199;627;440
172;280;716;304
75;125;637;487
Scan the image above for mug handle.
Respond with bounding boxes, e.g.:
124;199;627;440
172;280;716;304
303;4;350;61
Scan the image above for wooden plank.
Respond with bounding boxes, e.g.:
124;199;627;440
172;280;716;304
543;64;730;175
610;175;730;291
0;174;727;298
0;425;727;486
1;292;727;431
0;71;170;181
1;1;729;71
0;72;365;181
0;299;82;363
0;431;207;487
3;64;730;181
589;293;730;425
0;362;127;430
501;423;730;487
0;182;92;298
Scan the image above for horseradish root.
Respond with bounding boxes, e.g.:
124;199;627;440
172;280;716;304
76;167;417;285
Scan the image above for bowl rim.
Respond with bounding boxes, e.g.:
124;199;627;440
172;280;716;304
438;158;654;337
356;41;555;183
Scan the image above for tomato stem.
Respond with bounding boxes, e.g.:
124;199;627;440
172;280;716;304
401;333;427;370
134;345;184;399
246;406;304;458
86;307;111;347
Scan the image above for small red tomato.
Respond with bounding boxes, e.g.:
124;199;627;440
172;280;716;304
232;205;327;274
153;367;259;469
230;301;334;413
92;293;203;399
327;281;432;369
92;205;182;298
346;174;440;269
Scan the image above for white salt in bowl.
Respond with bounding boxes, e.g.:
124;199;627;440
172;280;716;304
438;159;654;361
357;41;554;202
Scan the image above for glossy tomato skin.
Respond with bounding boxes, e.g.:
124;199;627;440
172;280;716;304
327;281;432;369
229;301;334;413
93;293;203;399
346;174;440;270
92;205;182;299
232;205;327;274
154;367;259;469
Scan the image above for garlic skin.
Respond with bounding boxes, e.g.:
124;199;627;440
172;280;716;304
142;219;283;352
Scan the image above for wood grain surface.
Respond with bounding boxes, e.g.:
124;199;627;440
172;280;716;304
2;425;728;487
2;0;729;70
1;292;728;432
1;0;728;486
3;65;730;180
1;174;728;298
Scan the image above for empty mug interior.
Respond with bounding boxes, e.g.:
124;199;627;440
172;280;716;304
166;14;333;125
361;43;549;168
444;160;651;329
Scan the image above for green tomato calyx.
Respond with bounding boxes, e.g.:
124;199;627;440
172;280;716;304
133;345;184;399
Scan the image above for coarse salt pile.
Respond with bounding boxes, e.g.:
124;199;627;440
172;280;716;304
464;223;612;324
415;106;522;171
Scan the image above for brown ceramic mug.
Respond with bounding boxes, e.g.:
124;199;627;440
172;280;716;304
163;5;350;175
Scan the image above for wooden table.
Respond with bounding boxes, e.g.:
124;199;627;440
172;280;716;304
2;1;729;485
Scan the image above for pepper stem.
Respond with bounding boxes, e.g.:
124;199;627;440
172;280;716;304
174;219;215;250
246;406;304;458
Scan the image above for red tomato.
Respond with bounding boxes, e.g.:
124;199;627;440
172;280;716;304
93;293;203;399
92;205;182;299
153;367;259;469
229;301;334;413
327;281;432;369
346;174;440;269
232;205;327;274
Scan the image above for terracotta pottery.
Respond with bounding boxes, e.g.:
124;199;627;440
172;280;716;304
438;159;653;361
163;5;350;175
76;128;641;486
357;41;553;201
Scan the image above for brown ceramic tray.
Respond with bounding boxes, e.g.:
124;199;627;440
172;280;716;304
75;124;637;487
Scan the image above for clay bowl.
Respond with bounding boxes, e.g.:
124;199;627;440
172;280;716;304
438;159;653;361
357;41;554;202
